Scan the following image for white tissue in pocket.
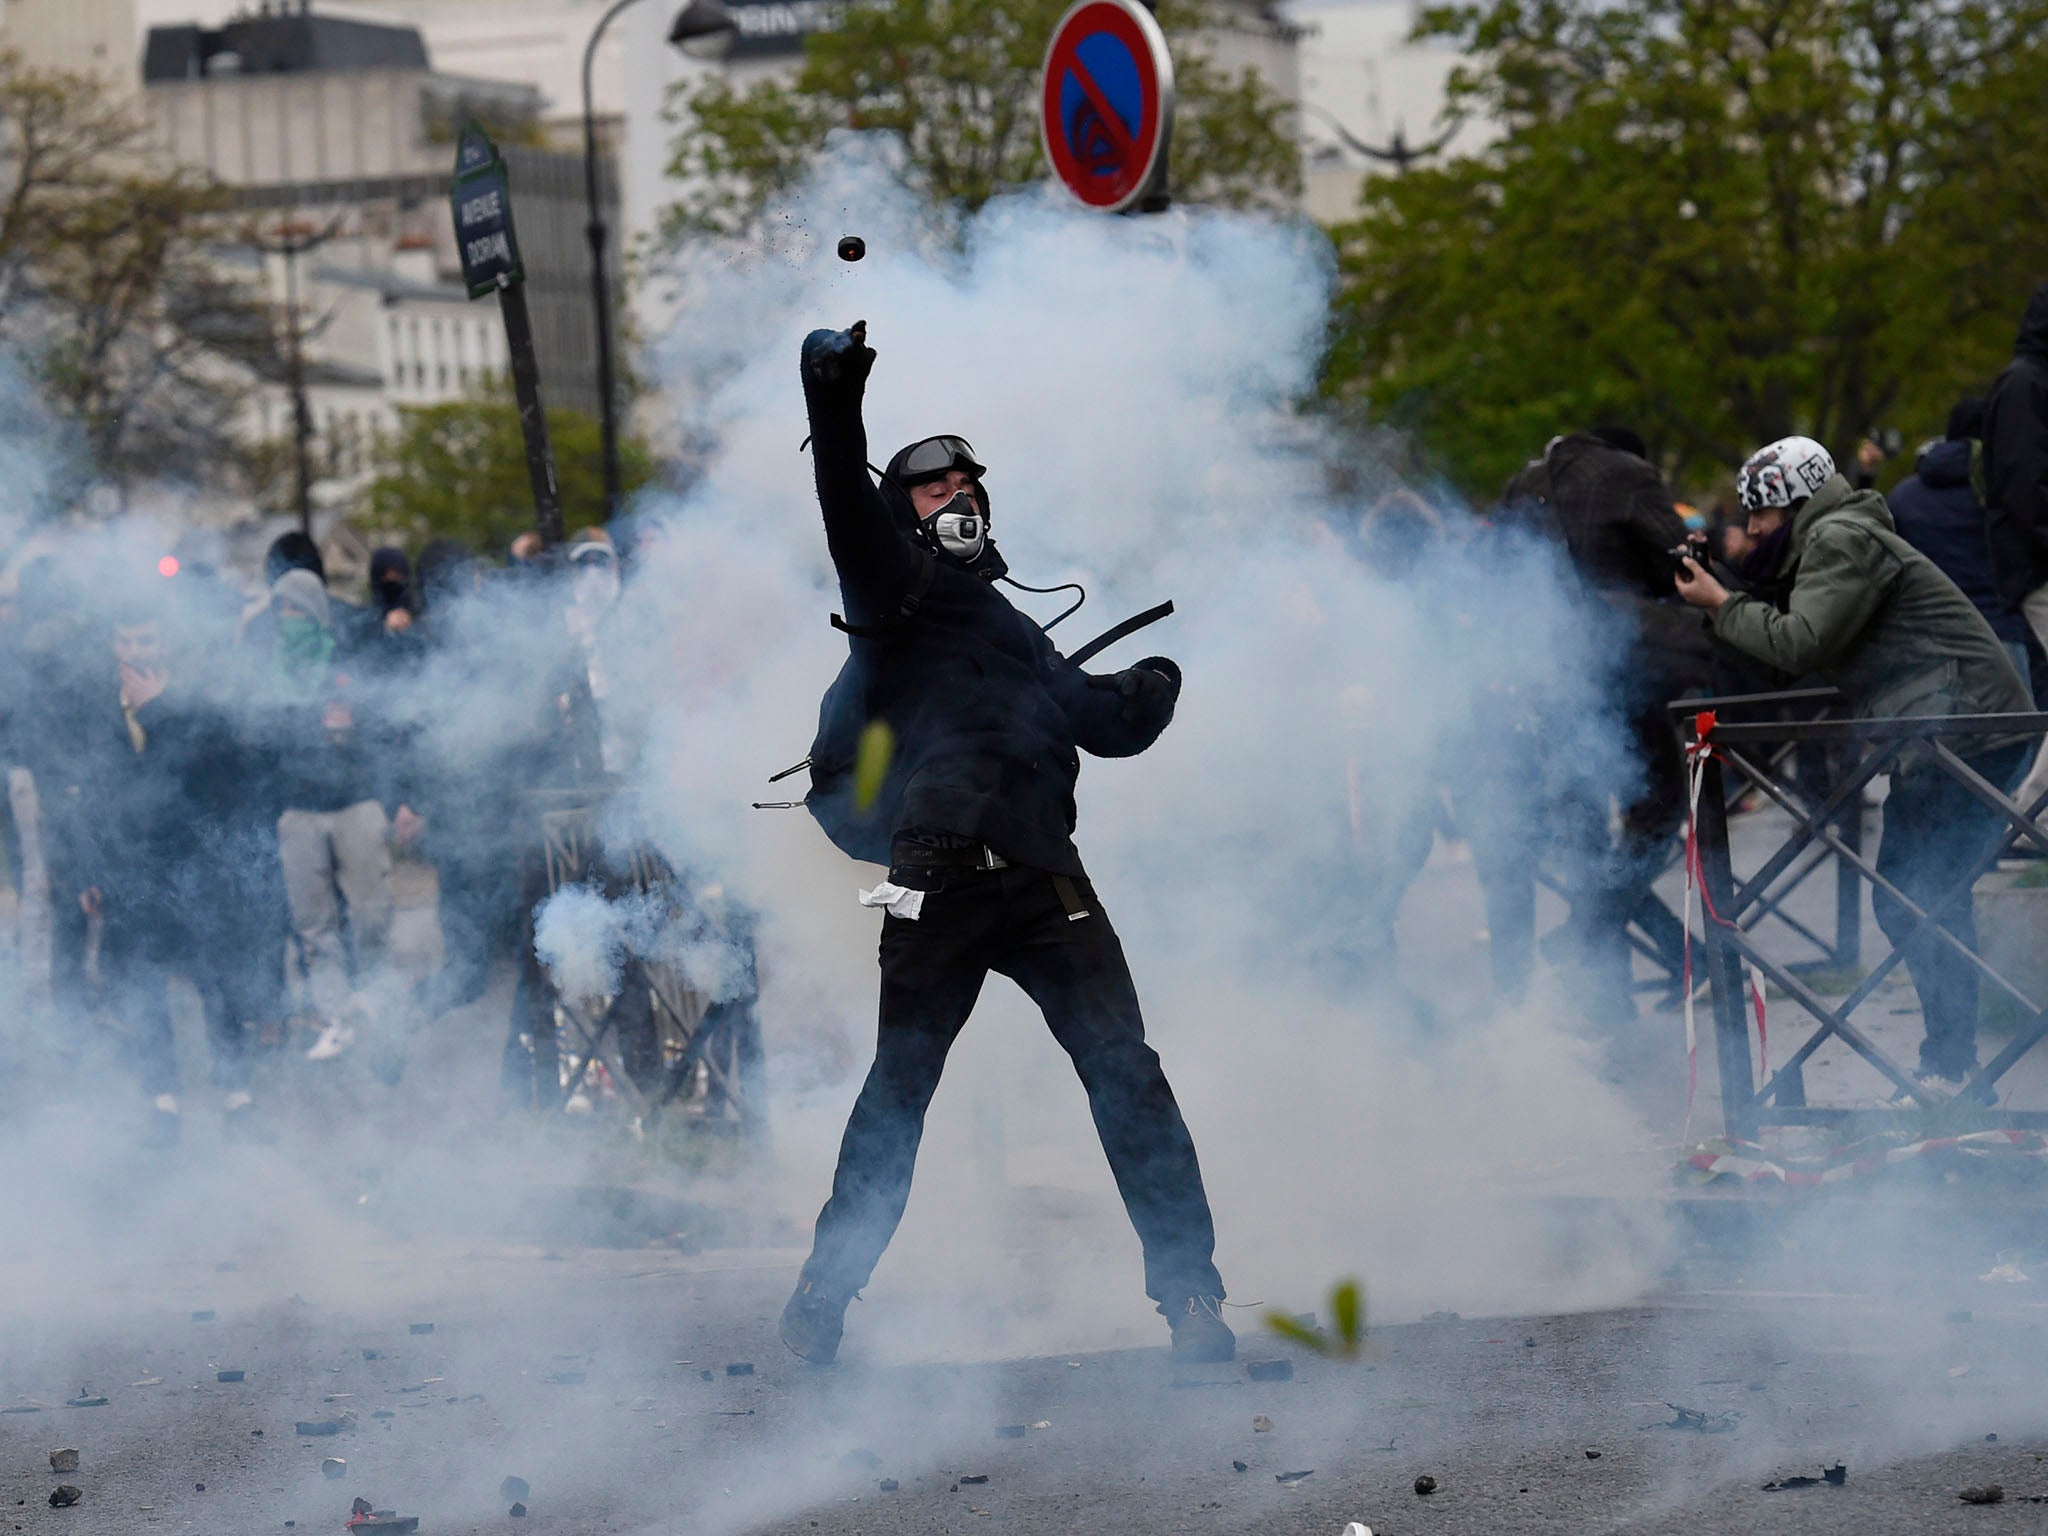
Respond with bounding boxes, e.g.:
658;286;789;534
858;882;926;920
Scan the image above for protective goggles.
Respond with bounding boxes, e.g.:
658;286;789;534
895;435;986;484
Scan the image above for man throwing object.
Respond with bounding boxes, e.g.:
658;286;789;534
779;320;1231;1365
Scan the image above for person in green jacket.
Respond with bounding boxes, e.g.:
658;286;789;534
1676;435;2033;1097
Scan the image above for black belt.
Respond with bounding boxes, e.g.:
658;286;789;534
891;842;1009;871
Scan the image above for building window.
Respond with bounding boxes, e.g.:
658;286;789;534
414;363;425;388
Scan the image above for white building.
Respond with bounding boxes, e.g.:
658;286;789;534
1285;0;1485;224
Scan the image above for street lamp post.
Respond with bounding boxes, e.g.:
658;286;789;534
582;0;736;518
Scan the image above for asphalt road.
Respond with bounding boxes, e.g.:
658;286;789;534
5;1187;2048;1536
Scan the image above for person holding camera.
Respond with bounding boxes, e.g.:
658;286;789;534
1676;436;2031;1096
777;319;1231;1367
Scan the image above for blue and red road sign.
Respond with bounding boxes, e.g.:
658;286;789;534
1039;0;1176;213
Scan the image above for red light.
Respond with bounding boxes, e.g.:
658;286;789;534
157;556;180;577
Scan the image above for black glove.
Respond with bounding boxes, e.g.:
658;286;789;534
1114;656;1180;724
801;321;874;393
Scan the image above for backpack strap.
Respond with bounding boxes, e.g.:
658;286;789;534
831;546;937;639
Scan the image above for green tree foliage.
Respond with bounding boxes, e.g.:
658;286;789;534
365;397;654;554
1324;0;2048;500
663;0;1301;238
0;50;273;493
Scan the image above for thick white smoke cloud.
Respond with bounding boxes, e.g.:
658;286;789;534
555;135;1674;1353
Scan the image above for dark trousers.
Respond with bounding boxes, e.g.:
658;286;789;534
1874;743;2027;1080
803;862;1224;1307
100;898;181;1098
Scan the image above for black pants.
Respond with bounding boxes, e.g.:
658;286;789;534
1874;743;2027;1081
803;861;1224;1307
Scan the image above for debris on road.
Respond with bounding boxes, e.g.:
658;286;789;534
217;1370;245;1383
1414;1475;1438;1496
49;1485;82;1507
132;1377;162;1387
361;1350;381;1361
1524;1337;1536;1348
1252;1416;1274;1433
347;1497;421;1533
510;1502;527;1517
725;1363;754;1376
1275;1470;1314;1485
1959;1485;2005;1505
959;1474;989;1486
1583;1449;1601;1459
1825;1464;1847;1485
409;1323;435;1335
501;1477;530;1503
878;1479;899;1493
65;1395;108;1408
296;1414;355;1436
1232;1461;1248;1473
49;1449;79;1472
1342;1525;1373;1536
1656;1403;1741;1433
1246;1360;1293;1382
698;1370;714;1381
543;1371;585;1385
323;1458;348;1479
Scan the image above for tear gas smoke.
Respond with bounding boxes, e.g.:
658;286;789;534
12;132;2036;1536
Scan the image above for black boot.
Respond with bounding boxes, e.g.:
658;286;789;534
778;1277;853;1364
1167;1296;1235;1362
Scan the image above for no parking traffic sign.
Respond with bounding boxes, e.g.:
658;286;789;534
1039;0;1176;213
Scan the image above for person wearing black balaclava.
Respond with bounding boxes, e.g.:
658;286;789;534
776;320;1230;1367
368;547;415;636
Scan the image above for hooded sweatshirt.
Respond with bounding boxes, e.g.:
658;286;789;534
1982;281;2048;604
1887;438;2028;646
1712;474;2030;737
801;327;1177;874
263;569;392;813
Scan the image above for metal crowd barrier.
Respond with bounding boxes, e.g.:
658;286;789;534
516;788;764;1132
1680;697;2048;1140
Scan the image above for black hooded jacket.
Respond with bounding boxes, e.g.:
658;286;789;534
1512;434;1712;701
1984;281;2048;605
1889;438;2028;646
801;327;1177;875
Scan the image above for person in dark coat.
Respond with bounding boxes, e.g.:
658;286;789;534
76;599;252;1142
1888;399;2033;686
777;320;1231;1367
1984;284;2048;822
1984;280;2048;613
1521;429;1709;1022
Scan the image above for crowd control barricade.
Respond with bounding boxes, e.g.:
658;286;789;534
515;787;764;1132
1678;697;2048;1143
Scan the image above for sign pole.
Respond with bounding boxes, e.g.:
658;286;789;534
496;280;564;548
451;120;565;549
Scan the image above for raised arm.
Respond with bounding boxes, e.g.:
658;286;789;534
801;323;920;623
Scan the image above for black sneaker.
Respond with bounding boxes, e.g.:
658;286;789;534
778;1278;853;1364
1168;1296;1236;1363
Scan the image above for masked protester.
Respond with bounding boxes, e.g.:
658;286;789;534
368;547;416;638
1677;437;2033;1097
776;321;1230;1366
262;568;404;1066
76;601;253;1142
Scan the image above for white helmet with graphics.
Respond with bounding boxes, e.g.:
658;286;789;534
1736;435;1837;515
